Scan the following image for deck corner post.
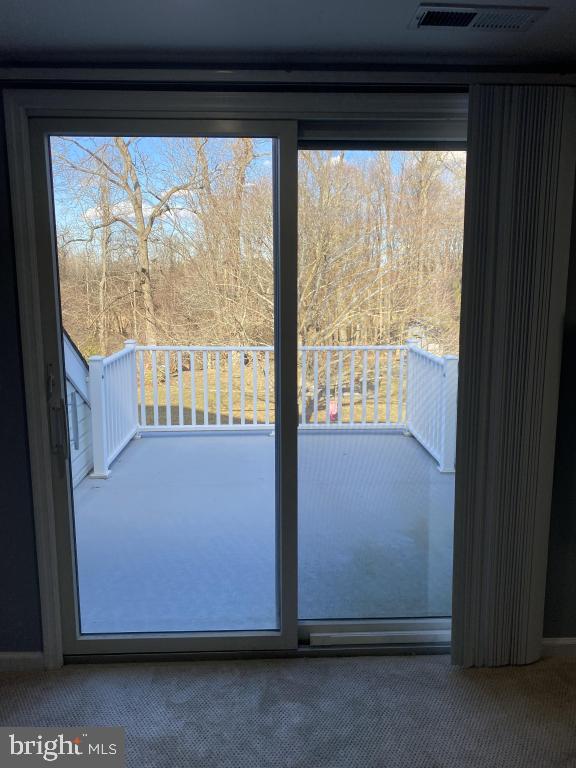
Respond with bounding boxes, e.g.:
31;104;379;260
439;355;458;473
88;355;110;479
405;338;419;431
123;339;139;437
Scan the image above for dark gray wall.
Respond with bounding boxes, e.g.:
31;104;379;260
0;82;573;653
544;179;576;638
0;94;43;651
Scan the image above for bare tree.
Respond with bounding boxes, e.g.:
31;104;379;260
52;139;465;363
52;137;203;345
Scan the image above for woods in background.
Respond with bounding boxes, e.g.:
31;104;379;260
52;137;465;359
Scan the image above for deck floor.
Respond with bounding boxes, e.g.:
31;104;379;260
73;431;454;634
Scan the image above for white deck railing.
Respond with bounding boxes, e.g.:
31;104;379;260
89;340;138;478
405;341;458;473
87;341;458;476
299;346;408;428
137;346;275;429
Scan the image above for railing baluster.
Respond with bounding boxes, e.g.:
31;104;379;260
386;350;392;424
126;355;131;434
423;358;428;440
434;360;442;452
115;360;121;445
105;367;112;456
361;350;368;424
202;350;209;426
421;357;426;441
337;351;343;424
114;359;120;446
121;357;126;438
118;354;125;433
139;350;145;427
215;351;221;426
433;361;438;448
252;351;258;425
152;351;159;426
435;361;439;449
111;359;117;449
349;350;355;424
300;350;307;425
104;365;111;455
70;390;79;450
398;349;405;425
313;351;319;425
427;360;432;446
265;351;270;425
165;351;171;427
418;356;423;431
228;351;233;425
325;351;331;425
413;352;419;432
109;361;115;451
124;357;129;436
118;358;123;439
427;359;432;446
177;351;183;426
190;351;196;426
123;356;128;436
414;352;419;428
119;357;124;439
115;361;121;443
373;350;380;424
240;352;245;426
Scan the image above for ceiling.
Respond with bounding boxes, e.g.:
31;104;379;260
1;0;575;69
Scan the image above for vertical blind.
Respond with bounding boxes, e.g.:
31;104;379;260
452;85;576;667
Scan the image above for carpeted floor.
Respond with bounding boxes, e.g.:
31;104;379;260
1;655;576;767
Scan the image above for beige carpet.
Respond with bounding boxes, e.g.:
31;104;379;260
1;655;575;767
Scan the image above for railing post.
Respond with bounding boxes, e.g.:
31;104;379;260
439;355;458;473
88;355;110;478
405;338;419;432
124;340;139;436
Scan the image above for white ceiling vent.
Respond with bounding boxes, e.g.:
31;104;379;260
409;4;548;30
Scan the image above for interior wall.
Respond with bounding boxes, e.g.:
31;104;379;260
0;93;43;651
0;79;574;654
544;173;576;639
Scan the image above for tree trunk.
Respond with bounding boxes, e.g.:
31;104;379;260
97;176;111;355
114;137;157;346
137;240;157;346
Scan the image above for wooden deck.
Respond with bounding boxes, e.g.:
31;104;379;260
73;431;454;634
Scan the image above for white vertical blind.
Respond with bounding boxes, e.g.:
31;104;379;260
452;85;576;667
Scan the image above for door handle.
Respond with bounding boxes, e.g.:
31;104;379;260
48;398;69;460
47;364;69;461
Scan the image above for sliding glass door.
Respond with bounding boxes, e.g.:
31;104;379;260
297;147;465;643
30;118;297;654
19;92;465;657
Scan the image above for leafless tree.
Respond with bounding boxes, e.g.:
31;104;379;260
52;139;465;363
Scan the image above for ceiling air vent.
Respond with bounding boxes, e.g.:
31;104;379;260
419;9;477;26
409;4;548;30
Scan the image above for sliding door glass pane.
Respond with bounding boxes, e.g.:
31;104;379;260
297;149;465;620
50;135;278;633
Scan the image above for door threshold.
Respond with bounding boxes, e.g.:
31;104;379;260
64;643;450;665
